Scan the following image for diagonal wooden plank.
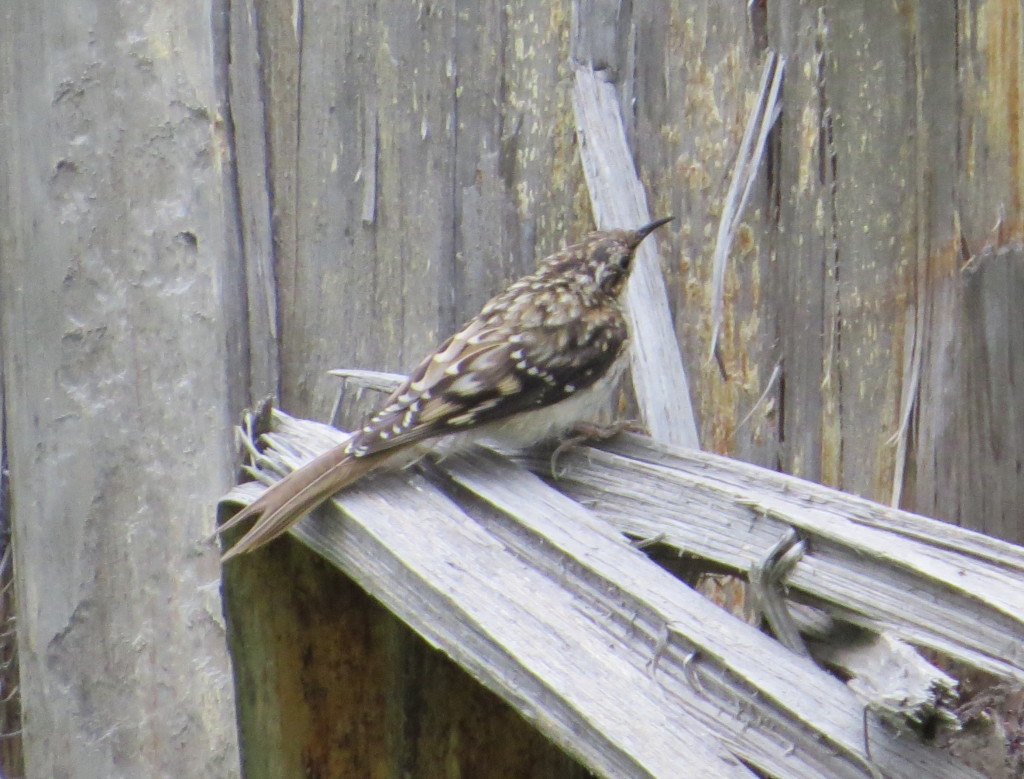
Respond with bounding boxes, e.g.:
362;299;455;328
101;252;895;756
224;416;752;779
222;410;981;779
517;434;1024;681
572;65;699;448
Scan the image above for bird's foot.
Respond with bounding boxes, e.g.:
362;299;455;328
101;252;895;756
549;419;642;477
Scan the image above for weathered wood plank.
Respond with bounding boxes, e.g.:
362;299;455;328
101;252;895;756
327;370;1024;684
953;246;1024;541
954;0;1024;246
226;421;750;779
764;6;833;484
227;0;281;401
219;1;1024;775
223;3;596;777
911;0;1024;546
519;434;1024;681
823;2;919;500
224;411;981;778
630;3;780;464
451;0;531;318
572;66;700;448
762;4;1024;556
0;1;242;776
708;53;784;361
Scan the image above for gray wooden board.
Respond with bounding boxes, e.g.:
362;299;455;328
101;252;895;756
518;434;1024;680
764;4;834;486
327;369;1024;684
226;0;281;401
228;427;749;778
823;2;919;500
0;2;242;776
572;65;700;449
223;411;980;778
225;3;597;776
956;246;1024;541
629;3;781;465
272;0;591;423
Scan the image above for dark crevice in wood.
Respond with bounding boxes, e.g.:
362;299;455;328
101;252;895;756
0;364;22;779
214;0;256;412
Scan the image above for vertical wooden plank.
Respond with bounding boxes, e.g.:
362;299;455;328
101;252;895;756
0;1;242;776
762;2;1024;542
897;0;965;522
500;0;594;250
228;0;281;402
222;5;405;775
819;2;919;498
956;0;1024;246
252;0;302;321
224;1;593;776
228;1;464;775
220;3;320;777
632;2;776;462
452;0;530;316
954;247;1024;541
763;3;954;505
766;3;833;482
911;0;1024;543
272;0;534;415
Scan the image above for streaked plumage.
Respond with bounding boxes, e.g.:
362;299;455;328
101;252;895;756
218;217;672;560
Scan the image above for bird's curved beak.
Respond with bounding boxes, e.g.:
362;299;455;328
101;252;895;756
635;216;674;242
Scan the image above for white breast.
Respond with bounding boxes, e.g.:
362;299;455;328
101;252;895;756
473;349;630;452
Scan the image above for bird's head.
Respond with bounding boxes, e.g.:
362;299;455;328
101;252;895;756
571;216;673;297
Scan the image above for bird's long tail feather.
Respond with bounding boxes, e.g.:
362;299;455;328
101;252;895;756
218;444;390;561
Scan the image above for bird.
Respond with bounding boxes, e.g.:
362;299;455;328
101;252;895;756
217;217;673;561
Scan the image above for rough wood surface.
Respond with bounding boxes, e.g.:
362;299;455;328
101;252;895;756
909;4;1024;543
572;65;700;448
0;1;242;777
224;410;981;779
324;368;1002;732
222;3;1024;774
708;53;784;360
755;3;1024;554
519;434;1024;681
6;1;1022;777
227;0;281;402
221;3;595;777
630;3;780;465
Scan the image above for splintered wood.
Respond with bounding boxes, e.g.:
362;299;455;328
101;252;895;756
220;402;1016;779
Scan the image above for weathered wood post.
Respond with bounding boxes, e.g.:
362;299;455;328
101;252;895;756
0;1;243;777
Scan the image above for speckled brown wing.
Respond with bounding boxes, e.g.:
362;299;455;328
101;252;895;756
344;303;628;458
219;218;670;561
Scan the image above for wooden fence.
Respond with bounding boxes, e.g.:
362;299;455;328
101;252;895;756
1;1;1022;777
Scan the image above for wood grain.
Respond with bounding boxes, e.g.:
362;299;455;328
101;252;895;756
0;2;242;776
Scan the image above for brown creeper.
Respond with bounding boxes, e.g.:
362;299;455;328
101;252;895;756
218;217;672;560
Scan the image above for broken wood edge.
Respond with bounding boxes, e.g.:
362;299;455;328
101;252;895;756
516;440;1024;685
790;605;959;735
218;409;981;779
326;369;1024;682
